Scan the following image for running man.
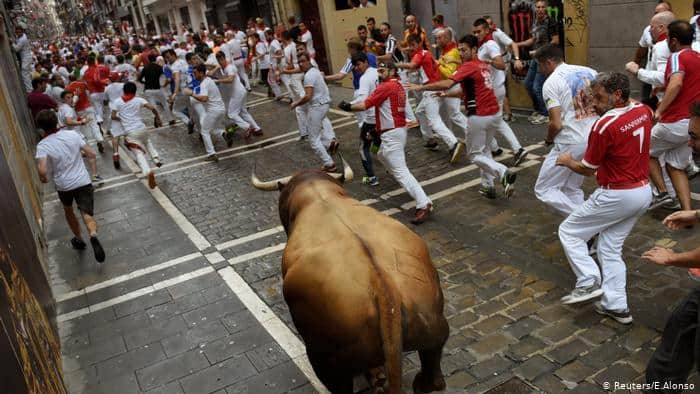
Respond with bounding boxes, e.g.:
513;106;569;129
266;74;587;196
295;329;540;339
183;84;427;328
35;109;106;263
185;64;227;161
556;72;652;325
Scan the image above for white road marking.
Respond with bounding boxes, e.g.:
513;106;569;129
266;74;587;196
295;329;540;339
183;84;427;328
227;243;287;265
57;266;215;323
205;252;225;264
215;225;285;251
55;252;202;303
218;267;328;393
148;186;212;250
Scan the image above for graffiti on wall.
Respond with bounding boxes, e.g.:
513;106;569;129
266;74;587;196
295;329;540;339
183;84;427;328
565;0;587;48
0;248;65;394
507;0;564;79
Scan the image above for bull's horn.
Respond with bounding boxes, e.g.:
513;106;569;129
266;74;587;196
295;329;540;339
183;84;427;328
251;163;292;191
328;153;354;183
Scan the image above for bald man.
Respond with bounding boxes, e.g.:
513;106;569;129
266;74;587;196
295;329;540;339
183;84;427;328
632;1;672;104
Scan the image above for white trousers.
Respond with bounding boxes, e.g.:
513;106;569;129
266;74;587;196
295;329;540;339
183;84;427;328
171;93;191;124
200;110;225;155
415;91;457;148
378;127;431;210
21;63;32;91
281;73;307;136
89;92;106;123
489;84;521;152
234;59;250;90
303;103;335;166
650;119;692;170
144;89;174;123
227;88;260;130
398;70;416;123
440;84;468;139
559;184;652;311
77;107;103;143
125;128;159;176
466;115;508;187
535;143;587;216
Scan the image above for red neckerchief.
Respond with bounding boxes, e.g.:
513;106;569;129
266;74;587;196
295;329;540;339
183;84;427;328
657;32;668;42
441;41;457;55
121;93;136;102
478;33;494;48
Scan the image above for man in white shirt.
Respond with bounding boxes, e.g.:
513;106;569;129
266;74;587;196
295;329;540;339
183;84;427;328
35;110;105;263
222;31;250;90
114;55;138;81
485;15;523;122
13;23;33;91
627;11;674;104
213;52;262;142
291;52;338;171
163;49;192;128
105;73;126;169
534;45;599;218
265;30;283;99
58;91;85;133
631;2;672;103
473;18;526;164
279;31;308;138
299;22;315;57
185;64;227;160
349;52;380;186
112;82;162;189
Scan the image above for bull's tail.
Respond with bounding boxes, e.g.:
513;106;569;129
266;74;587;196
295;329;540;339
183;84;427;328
376;281;402;393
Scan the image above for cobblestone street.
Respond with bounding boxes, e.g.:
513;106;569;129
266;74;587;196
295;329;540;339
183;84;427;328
44;85;700;393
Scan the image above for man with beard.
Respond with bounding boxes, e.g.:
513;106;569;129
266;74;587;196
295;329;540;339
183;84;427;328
555;72;652;324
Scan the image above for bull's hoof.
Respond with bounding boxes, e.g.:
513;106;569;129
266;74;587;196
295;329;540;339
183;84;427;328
412;372;446;393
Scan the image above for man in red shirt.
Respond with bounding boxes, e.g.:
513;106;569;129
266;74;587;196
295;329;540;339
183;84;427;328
397;33;459;156
555;72;653;324
339;61;433;224
65;74;105;152
649;21;700;211
407;34;517;199
83;53;110;135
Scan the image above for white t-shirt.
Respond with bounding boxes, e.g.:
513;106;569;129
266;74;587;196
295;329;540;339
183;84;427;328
227;38;243;60
57;103;78;131
300;30;315;56
105;82;125;104
199;77;226;113
268;39;282;69
351;67;379;125
175;47;188;60
36;129;91;191
477;40;505;88
115;63;137;81
114;97;148;133
691;15;700;52
170;59;189;90
216;63;243;101
542;63;599;145
303;67;330;106
281;43;298;69
492;28;514;55
256;41;270;69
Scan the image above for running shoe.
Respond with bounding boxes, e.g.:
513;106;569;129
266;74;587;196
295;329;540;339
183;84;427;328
492;148;504;157
113;154;121;170
97;142;104;153
449;141;465;164
527;111;539;122
512;148;527;167
561;284;603;304
223;130;235;147
648;192;674;210
92;175;104;186
530;114;548;125
328;139;340;155
362;176;379;186
501;170;517;198
593;301;633;324
503;113;514;122
252;128;263;136
147;171;157;189
478;185;497;200
424;139;439;151
687;162;700;180
90;236;106;263
322;164;337;173
205;154;219;162
71;237;86;250
411;203;433;225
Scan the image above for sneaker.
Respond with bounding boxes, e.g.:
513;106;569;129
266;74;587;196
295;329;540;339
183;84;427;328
169;120;177;126
411;203;433;225
70;237;86;250
503;113;514;122
561;284;603;304
322;164;337;173
688;268;700;282
205;154;219;162
530;114;548;125
662;197;681;211
449;141;465;164
97;142;104;153
478;185;497;199
527;111;539;121
406;120;420;129
649;192;674;210
328;139;340;155
90;236;106;263
252;128;263;136
147;171;157;189
362;176;379;186
491;148;504;157
593;301;633;324
512;148;527;167
501;170;517;198
299;135;308;141
223;130;235;147
155;161;163;168
587;235;598;256
92;175;104;186
687;162;700;180
187;121;195;134
113;154;121;170
424;138;439;151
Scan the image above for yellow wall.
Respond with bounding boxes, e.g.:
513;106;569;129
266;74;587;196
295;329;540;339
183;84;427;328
668;0;692;20
317;1;389;88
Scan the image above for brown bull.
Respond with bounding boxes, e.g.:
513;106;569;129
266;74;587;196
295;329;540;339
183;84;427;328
252;159;449;394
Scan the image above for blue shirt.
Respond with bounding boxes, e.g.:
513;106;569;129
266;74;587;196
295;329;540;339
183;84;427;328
187;64;201;93
163;64;175;93
341;52;377;89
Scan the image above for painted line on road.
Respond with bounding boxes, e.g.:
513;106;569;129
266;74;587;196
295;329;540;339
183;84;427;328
148;186;212;250
57;266;215;323
55;252;203;303
228;243;287;265
218;267;328;393
216;225;285;251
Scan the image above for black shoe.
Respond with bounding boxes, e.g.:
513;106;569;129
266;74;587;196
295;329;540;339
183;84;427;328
512;148;527;167
90;236;105;263
478;185;497;199
113;154;121;170
649;192;674;210
223;131;234;147
187;122;195;134
97;142;104;153
71;237;86;250
501;170;517;198
594;301;633;324
492;148;504;157
423;139;438;151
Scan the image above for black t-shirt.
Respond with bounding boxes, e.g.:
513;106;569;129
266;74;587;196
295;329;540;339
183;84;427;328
139;63;163;90
531;17;559;50
289;26;301;41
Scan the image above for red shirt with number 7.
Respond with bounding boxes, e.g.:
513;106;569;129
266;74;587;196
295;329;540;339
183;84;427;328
582;102;653;186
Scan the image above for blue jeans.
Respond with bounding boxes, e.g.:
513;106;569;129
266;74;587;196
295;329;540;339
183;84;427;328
524;59;547;116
